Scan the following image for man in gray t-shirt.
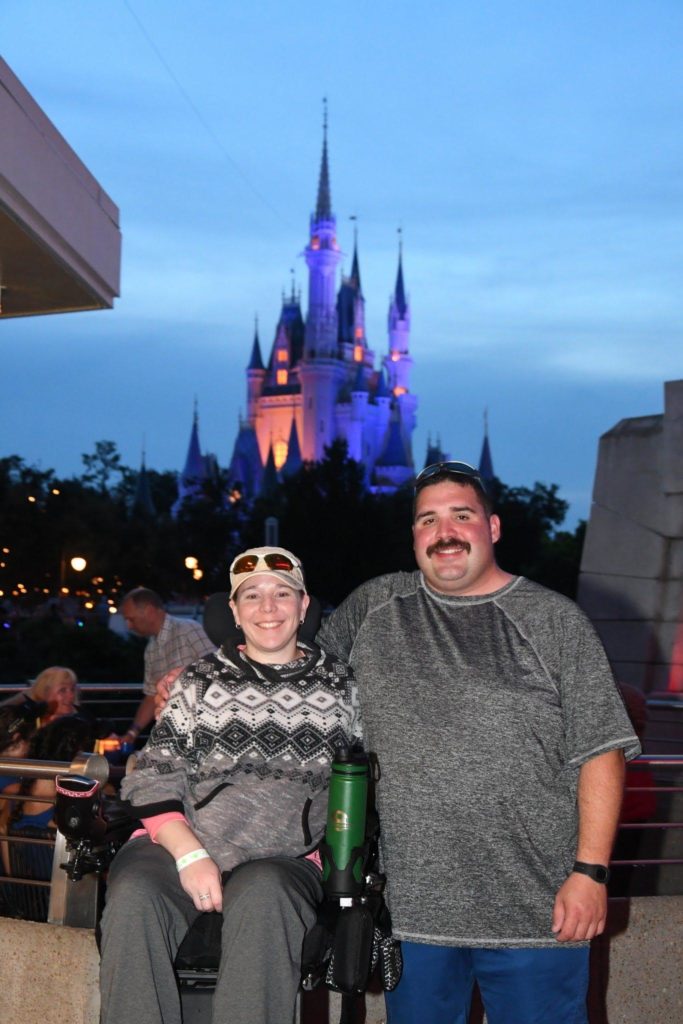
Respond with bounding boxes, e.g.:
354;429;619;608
317;462;639;1024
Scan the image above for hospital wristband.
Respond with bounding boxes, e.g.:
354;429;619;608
175;848;210;873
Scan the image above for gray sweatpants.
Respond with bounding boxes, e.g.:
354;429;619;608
99;837;323;1024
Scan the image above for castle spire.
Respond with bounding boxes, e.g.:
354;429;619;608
133;442;156;518
394;227;407;318
478;409;495;483
248;317;264;370
315;98;332;220
349;216;362;292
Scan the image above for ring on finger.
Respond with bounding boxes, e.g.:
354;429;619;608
198;893;210;901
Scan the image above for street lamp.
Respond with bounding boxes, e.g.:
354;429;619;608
59;553;88;590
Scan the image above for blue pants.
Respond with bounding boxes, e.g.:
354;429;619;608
385;942;589;1024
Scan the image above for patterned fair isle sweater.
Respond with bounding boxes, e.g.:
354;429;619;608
121;639;361;871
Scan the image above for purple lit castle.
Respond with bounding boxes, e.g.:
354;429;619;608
226;118;416;498
173;120;495;511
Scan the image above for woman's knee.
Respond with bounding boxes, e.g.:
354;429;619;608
106;839;176;903
225;858;321;916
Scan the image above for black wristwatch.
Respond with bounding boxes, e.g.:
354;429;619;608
572;860;610;884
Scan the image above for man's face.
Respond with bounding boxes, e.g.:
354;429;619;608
121;600;159;637
412;479;501;596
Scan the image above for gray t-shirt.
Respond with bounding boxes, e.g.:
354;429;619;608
318;573;640;947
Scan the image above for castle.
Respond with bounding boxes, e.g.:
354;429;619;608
225;120;417;500
172;121;493;511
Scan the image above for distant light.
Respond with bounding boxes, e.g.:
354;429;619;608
192;569;204;581
2;622;10;629
76;620;84;628
84;601;94;610
108;606;117;614
52;488;60;496
2;548;9;554
184;556;198;571
27;495;36;503
71;557;87;572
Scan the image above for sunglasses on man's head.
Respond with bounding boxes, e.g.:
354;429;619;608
414;461;487;493
231;552;300;575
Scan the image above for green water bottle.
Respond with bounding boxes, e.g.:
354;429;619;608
321;746;369;898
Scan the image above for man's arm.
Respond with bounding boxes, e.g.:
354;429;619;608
552;747;625;942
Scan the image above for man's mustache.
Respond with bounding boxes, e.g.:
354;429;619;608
427;538;471;558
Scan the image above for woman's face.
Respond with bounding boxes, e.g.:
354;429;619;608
230;577;309;665
46;674;77;717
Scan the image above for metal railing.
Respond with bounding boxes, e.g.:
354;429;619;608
612;755;683;871
0;750;111;928
0;752;681;930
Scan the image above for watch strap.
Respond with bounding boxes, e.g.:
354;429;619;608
572;860;610;884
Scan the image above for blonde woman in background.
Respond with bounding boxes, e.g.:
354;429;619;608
11;666;79;726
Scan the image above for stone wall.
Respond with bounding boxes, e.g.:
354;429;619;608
578;379;683;695
2;899;680;1024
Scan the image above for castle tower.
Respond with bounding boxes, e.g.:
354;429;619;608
132;447;156;518
383;237;416;460
246;320;266;427
303;106;342;358
172;401;209;516
479;411;495;484
299;106;346;461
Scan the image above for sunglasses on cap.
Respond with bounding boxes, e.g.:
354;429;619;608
414;461;487;494
230;552;301;575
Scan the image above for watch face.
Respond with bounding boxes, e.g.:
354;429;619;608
593;865;609;883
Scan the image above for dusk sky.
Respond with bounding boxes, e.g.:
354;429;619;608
2;1;681;526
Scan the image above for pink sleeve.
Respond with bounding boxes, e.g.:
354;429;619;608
305;848;322;870
141;811;188;842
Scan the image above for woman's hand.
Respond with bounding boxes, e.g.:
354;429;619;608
178;855;223;912
153;819;223;912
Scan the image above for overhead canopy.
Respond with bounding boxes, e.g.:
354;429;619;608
0;58;121;318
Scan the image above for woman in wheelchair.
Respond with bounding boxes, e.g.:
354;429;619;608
99;547;361;1024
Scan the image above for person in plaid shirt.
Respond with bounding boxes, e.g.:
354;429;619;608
120;587;214;743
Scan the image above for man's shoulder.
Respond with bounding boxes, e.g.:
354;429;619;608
344;570;421;611
505;577;581;610
167;614;208;636
500;577;595;631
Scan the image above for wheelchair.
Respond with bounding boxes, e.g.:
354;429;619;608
54;752;401;1024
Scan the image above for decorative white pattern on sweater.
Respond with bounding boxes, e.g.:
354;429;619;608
121;640;361;871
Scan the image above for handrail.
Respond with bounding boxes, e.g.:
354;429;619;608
0;751;110;784
0;750;681;925
628;755;683;765
0;682;142;695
